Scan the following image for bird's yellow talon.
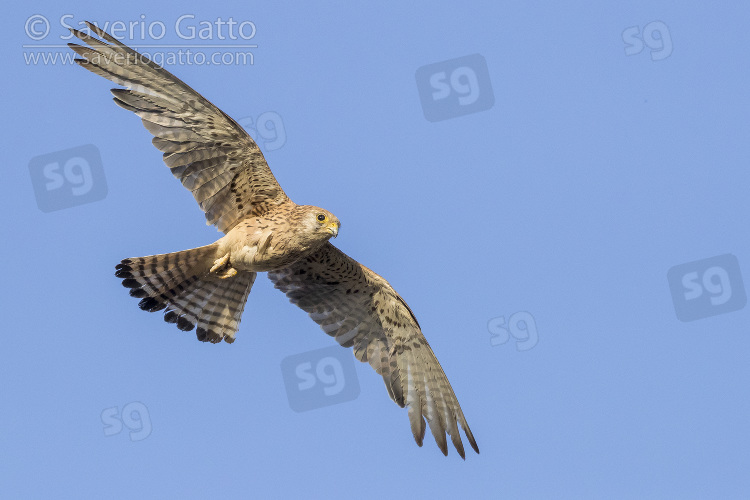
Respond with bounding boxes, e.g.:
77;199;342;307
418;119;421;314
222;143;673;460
210;253;237;278
210;253;230;273
220;268;237;279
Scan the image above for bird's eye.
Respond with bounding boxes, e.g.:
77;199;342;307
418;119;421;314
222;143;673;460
317;214;326;222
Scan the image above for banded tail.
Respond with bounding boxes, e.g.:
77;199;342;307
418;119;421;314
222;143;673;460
115;244;256;343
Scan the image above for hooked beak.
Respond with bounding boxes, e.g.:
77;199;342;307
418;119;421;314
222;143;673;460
327;221;339;238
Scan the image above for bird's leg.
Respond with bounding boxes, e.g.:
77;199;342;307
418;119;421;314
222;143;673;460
209;252;238;279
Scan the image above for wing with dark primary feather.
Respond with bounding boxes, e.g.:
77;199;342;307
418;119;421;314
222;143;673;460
68;21;289;234
268;243;479;458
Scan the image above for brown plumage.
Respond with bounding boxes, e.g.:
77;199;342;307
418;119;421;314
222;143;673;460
68;21;478;458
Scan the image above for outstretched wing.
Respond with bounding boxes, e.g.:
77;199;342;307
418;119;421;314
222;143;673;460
68;22;289;234
268;243;479;459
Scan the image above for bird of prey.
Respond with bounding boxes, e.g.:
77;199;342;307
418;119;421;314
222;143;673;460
68;21;479;459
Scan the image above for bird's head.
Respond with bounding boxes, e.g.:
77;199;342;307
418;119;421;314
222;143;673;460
301;206;340;240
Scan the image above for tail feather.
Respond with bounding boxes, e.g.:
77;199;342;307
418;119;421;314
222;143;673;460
115;244;256;343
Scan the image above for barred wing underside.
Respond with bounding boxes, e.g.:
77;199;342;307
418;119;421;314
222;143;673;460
68;22;289;234
268;243;479;458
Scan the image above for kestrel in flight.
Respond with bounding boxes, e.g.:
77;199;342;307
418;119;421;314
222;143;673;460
68;22;479;458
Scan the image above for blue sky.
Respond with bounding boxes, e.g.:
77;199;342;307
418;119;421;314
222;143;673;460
3;2;750;498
